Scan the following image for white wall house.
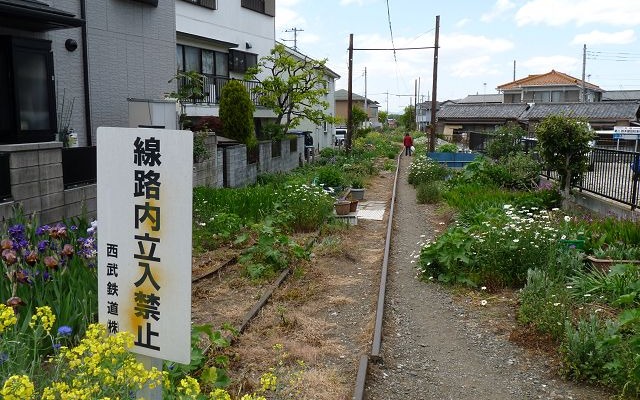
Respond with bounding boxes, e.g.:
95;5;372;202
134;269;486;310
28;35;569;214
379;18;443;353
175;0;276;120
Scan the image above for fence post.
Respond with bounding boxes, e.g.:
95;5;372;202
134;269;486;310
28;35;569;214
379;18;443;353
632;155;640;210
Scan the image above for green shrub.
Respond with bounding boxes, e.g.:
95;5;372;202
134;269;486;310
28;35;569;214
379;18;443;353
436;143;458;153
192;212;244;253
219;79;256;147
316;165;345;188
518;269;572;340
560;315;615;384
275;183;334;232
407;155;449;186
485;124;526;160
319;147;337;158
416;182;442;204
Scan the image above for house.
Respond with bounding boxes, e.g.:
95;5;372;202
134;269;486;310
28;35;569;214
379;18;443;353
602;90;640;102
436;101;640;150
334;89;381;128
436;103;530;142
497;70;603;103
175;0;276;126
456;94;503;104
416;101;441;131
1;0;176;223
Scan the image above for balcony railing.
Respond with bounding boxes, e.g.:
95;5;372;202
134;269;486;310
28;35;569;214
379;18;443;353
177;75;262;107
0;152;10;201
62;146;97;189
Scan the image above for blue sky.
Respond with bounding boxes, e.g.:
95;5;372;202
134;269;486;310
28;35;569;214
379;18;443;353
275;0;640;114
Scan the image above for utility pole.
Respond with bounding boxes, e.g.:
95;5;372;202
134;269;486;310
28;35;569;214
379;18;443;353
364;67;368;126
347;33;354;154
513;60;516;81
429;15;440;152
582;44;587;102
414;79;418;131
284;27;304;50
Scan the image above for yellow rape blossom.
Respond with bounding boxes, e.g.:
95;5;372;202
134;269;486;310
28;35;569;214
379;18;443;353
28;306;55;334
177;376;201;398
0;303;17;334
240;394;267;400
260;372;277;391
1;375;35;400
208;388;232;400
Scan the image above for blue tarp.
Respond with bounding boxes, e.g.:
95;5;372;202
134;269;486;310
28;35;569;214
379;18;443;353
426;152;479;168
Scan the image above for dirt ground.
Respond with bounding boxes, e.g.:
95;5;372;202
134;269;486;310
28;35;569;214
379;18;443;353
191;155;614;399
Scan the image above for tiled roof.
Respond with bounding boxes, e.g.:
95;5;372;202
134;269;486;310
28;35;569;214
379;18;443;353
457;94;503;104
602;90;640;101
497;70;602;92
437;103;530;119
521;102;640;121
334;89;379;104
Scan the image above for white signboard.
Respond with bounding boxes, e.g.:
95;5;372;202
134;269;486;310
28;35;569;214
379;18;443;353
614;126;640;140
97;127;192;364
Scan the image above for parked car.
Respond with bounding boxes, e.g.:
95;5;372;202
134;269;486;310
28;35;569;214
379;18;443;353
335;128;346;146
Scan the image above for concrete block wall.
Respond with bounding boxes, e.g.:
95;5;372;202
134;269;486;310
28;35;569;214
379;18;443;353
192;133;218;188
223;145;257;188
0;143;96;225
216;149;224;188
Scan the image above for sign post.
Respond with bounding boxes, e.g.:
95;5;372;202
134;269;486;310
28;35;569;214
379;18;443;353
614;126;640;152
97;127;193;397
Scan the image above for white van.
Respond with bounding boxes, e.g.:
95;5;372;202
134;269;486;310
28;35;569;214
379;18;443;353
335;128;346;146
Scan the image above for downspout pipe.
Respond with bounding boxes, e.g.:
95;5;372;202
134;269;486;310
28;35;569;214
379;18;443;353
80;0;92;146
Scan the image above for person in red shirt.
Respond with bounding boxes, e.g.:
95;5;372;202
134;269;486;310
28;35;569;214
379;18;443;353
403;133;414;156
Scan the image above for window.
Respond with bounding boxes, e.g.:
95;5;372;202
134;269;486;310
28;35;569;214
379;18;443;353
0;36;56;144
241;0;275;16
180;0;216;10
229;49;257;73
176;45;229;77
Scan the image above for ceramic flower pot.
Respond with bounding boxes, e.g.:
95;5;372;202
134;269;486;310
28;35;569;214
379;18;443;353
349;200;358;212
349;188;365;200
334;200;351;215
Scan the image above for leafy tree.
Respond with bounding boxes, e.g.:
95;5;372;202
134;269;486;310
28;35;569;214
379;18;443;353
485;123;527;160
219;80;256;147
535;115;595;203
245;44;333;135
378;110;389;125
397;105;416;130
351;106;368;129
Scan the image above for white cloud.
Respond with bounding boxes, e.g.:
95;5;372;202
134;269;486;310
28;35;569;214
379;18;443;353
520;55;580;74
275;0;305;31
340;0;365;5
442;33;514;54
481;0;516;22
516;0;640;27
455;18;470;28
450;56;500;78
572;30;636;46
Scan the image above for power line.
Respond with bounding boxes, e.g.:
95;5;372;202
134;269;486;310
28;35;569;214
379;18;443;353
385;0;397;62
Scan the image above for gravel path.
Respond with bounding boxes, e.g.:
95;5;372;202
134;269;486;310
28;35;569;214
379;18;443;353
364;154;612;400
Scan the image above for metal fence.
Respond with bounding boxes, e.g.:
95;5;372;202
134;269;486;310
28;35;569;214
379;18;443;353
178;75;261;106
62;147;97;189
542;147;640;209
0;152;10;201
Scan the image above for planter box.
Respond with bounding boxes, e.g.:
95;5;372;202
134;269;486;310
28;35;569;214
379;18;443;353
427;152;479;168
585;255;640;273
348;188;365;200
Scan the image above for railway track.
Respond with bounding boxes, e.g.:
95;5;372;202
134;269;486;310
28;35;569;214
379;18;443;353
190;155;402;398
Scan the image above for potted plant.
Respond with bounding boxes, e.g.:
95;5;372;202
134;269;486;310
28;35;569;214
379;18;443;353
349;177;365;200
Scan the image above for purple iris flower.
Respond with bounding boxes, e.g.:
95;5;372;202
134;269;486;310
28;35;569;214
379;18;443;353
37;240;50;252
36;225;51;236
